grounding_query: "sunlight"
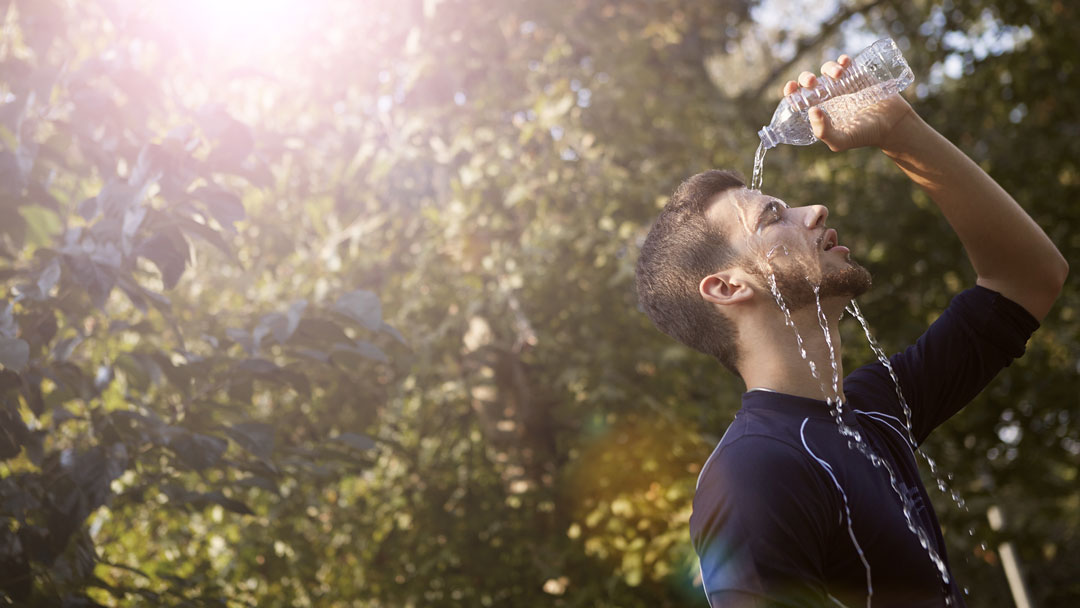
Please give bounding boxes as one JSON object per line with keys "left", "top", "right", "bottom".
{"left": 172, "top": 0, "right": 309, "bottom": 59}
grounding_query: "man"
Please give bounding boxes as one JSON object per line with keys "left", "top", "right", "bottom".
{"left": 635, "top": 54, "right": 1068, "bottom": 607}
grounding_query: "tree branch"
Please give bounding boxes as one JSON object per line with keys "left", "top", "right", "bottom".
{"left": 745, "top": 0, "right": 891, "bottom": 103}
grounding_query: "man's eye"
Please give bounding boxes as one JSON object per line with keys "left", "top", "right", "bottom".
{"left": 766, "top": 202, "right": 782, "bottom": 222}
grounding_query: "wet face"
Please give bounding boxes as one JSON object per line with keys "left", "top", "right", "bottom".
{"left": 709, "top": 188, "right": 871, "bottom": 310}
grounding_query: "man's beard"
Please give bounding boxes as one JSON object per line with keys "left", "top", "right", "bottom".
{"left": 758, "top": 257, "right": 872, "bottom": 311}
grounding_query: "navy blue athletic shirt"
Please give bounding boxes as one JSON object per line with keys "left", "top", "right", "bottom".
{"left": 689, "top": 286, "right": 1039, "bottom": 607}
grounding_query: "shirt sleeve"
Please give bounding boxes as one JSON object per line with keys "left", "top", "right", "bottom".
{"left": 690, "top": 435, "right": 839, "bottom": 608}
{"left": 852, "top": 286, "right": 1039, "bottom": 445}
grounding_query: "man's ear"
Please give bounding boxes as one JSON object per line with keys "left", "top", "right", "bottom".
{"left": 700, "top": 270, "right": 755, "bottom": 307}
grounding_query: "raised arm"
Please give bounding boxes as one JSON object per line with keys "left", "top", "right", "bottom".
{"left": 789, "top": 55, "right": 1069, "bottom": 321}
{"left": 875, "top": 114, "right": 1067, "bottom": 320}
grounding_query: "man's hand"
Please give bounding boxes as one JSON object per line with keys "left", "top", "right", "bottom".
{"left": 782, "top": 54, "right": 917, "bottom": 152}
{"left": 783, "top": 55, "right": 1067, "bottom": 320}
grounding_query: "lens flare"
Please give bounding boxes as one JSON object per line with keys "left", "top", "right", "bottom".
{"left": 165, "top": 0, "right": 311, "bottom": 65}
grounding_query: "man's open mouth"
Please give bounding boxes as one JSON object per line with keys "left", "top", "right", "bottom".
{"left": 822, "top": 229, "right": 838, "bottom": 251}
{"left": 818, "top": 229, "right": 851, "bottom": 256}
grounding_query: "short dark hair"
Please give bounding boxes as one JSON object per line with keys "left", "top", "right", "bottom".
{"left": 635, "top": 170, "right": 745, "bottom": 375}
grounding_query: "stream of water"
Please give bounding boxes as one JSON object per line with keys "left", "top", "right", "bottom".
{"left": 743, "top": 158, "right": 960, "bottom": 605}
{"left": 845, "top": 301, "right": 970, "bottom": 512}
{"left": 751, "top": 143, "right": 767, "bottom": 191}
{"left": 766, "top": 271, "right": 952, "bottom": 606}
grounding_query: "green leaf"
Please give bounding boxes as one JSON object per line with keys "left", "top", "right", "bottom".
{"left": 333, "top": 432, "right": 376, "bottom": 451}
{"left": 116, "top": 275, "right": 149, "bottom": 313}
{"left": 51, "top": 335, "right": 83, "bottom": 361}
{"left": 36, "top": 257, "right": 61, "bottom": 297}
{"left": 172, "top": 215, "right": 236, "bottom": 260}
{"left": 292, "top": 347, "right": 330, "bottom": 363}
{"left": 95, "top": 179, "right": 138, "bottom": 217}
{"left": 120, "top": 204, "right": 148, "bottom": 255}
{"left": 137, "top": 227, "right": 190, "bottom": 289}
{"left": 0, "top": 149, "right": 28, "bottom": 195}
{"left": 235, "top": 358, "right": 279, "bottom": 375}
{"left": 19, "top": 206, "right": 61, "bottom": 248}
{"left": 129, "top": 143, "right": 166, "bottom": 188}
{"left": 284, "top": 299, "right": 307, "bottom": 340}
{"left": 277, "top": 366, "right": 311, "bottom": 398}
{"left": 0, "top": 338, "right": 29, "bottom": 370}
{"left": 64, "top": 255, "right": 115, "bottom": 309}
{"left": 199, "top": 108, "right": 254, "bottom": 168}
{"left": 113, "top": 352, "right": 164, "bottom": 391}
{"left": 0, "top": 205, "right": 27, "bottom": 248}
{"left": 224, "top": 422, "right": 274, "bottom": 462}
{"left": 255, "top": 300, "right": 307, "bottom": 346}
{"left": 226, "top": 327, "right": 254, "bottom": 355}
{"left": 205, "top": 491, "right": 254, "bottom": 516}
{"left": 76, "top": 196, "right": 98, "bottom": 221}
{"left": 233, "top": 474, "right": 279, "bottom": 494}
{"left": 0, "top": 400, "right": 29, "bottom": 459}
{"left": 330, "top": 341, "right": 389, "bottom": 365}
{"left": 160, "top": 486, "right": 254, "bottom": 516}
{"left": 98, "top": 409, "right": 161, "bottom": 445}
{"left": 192, "top": 185, "right": 245, "bottom": 228}
{"left": 165, "top": 429, "right": 228, "bottom": 471}
{"left": 0, "top": 300, "right": 17, "bottom": 339}
{"left": 333, "top": 289, "right": 382, "bottom": 331}
{"left": 292, "top": 318, "right": 350, "bottom": 345}
{"left": 20, "top": 368, "right": 45, "bottom": 417}
{"left": 380, "top": 321, "right": 408, "bottom": 345}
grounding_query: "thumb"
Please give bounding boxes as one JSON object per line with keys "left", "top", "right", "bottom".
{"left": 808, "top": 107, "right": 833, "bottom": 142}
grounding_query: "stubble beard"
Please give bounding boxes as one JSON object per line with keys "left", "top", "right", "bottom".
{"left": 759, "top": 257, "right": 872, "bottom": 311}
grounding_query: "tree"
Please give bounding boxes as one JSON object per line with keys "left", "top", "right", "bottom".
{"left": 1, "top": 0, "right": 1077, "bottom": 605}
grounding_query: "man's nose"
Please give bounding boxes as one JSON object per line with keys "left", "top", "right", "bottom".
{"left": 803, "top": 205, "right": 828, "bottom": 229}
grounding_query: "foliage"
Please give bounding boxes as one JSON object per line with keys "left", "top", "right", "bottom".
{"left": 0, "top": 0, "right": 1077, "bottom": 606}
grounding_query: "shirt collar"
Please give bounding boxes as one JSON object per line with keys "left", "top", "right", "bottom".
{"left": 741, "top": 389, "right": 858, "bottom": 424}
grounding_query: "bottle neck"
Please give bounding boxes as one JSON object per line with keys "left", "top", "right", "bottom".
{"left": 758, "top": 126, "right": 779, "bottom": 150}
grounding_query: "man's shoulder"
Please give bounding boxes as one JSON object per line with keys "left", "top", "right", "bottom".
{"left": 696, "top": 424, "right": 819, "bottom": 494}
{"left": 690, "top": 421, "right": 840, "bottom": 547}
{"left": 845, "top": 361, "right": 902, "bottom": 408}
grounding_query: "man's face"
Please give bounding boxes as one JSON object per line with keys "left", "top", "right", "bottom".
{"left": 708, "top": 188, "right": 871, "bottom": 310}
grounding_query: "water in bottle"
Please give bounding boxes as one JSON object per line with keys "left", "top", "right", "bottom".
{"left": 751, "top": 38, "right": 914, "bottom": 190}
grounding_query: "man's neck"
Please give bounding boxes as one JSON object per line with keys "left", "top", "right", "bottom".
{"left": 738, "top": 303, "right": 847, "bottom": 402}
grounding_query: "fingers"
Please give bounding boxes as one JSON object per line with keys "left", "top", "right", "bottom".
{"left": 820, "top": 61, "right": 842, "bottom": 79}
{"left": 820, "top": 55, "right": 852, "bottom": 79}
{"left": 781, "top": 55, "right": 853, "bottom": 98}
{"left": 808, "top": 106, "right": 831, "bottom": 141}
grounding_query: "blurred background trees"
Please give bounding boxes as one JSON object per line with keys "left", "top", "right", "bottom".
{"left": 0, "top": 0, "right": 1076, "bottom": 605}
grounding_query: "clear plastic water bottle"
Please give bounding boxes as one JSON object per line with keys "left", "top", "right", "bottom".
{"left": 757, "top": 38, "right": 914, "bottom": 149}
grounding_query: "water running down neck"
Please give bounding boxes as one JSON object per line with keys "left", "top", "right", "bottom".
{"left": 805, "top": 282, "right": 953, "bottom": 604}
{"left": 738, "top": 166, "right": 955, "bottom": 604}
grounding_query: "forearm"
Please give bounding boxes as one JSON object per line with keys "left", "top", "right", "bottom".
{"left": 880, "top": 112, "right": 1068, "bottom": 320}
